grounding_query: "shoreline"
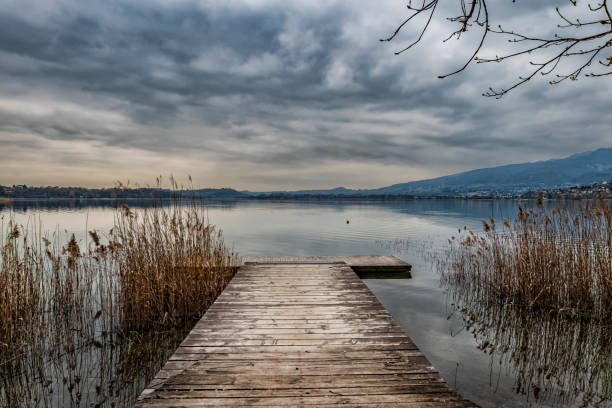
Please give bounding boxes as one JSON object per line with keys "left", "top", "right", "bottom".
{"left": 0, "top": 195, "right": 606, "bottom": 204}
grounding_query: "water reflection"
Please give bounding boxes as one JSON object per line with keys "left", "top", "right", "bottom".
{"left": 3, "top": 198, "right": 601, "bottom": 407}
{"left": 1, "top": 326, "right": 191, "bottom": 407}
{"left": 445, "top": 282, "right": 612, "bottom": 406}
{"left": 0, "top": 198, "right": 165, "bottom": 212}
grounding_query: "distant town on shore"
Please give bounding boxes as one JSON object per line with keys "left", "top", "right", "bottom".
{"left": 2, "top": 148, "right": 611, "bottom": 201}
{"left": 1, "top": 180, "right": 611, "bottom": 201}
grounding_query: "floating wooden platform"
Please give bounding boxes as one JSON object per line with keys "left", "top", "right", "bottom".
{"left": 135, "top": 258, "right": 475, "bottom": 407}
{"left": 243, "top": 255, "right": 412, "bottom": 279}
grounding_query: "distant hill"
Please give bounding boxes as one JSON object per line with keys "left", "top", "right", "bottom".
{"left": 0, "top": 185, "right": 248, "bottom": 200}
{"left": 192, "top": 188, "right": 249, "bottom": 199}
{"left": 257, "top": 187, "right": 357, "bottom": 196}
{"left": 0, "top": 185, "right": 173, "bottom": 199}
{"left": 253, "top": 148, "right": 612, "bottom": 197}
{"left": 371, "top": 148, "right": 612, "bottom": 195}
{"left": 3, "top": 149, "right": 611, "bottom": 200}
{"left": 369, "top": 148, "right": 612, "bottom": 196}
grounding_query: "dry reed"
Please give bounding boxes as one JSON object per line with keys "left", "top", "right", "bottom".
{"left": 0, "top": 197, "right": 238, "bottom": 367}
{"left": 111, "top": 201, "right": 237, "bottom": 331}
{"left": 441, "top": 198, "right": 612, "bottom": 319}
{"left": 447, "top": 282, "right": 611, "bottom": 405}
{"left": 0, "top": 221, "right": 43, "bottom": 358}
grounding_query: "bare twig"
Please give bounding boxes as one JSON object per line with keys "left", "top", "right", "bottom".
{"left": 383, "top": 0, "right": 612, "bottom": 97}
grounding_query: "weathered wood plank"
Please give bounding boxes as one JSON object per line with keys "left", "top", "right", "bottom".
{"left": 160, "top": 360, "right": 441, "bottom": 372}
{"left": 187, "top": 329, "right": 407, "bottom": 336}
{"left": 135, "top": 260, "right": 475, "bottom": 407}
{"left": 136, "top": 394, "right": 471, "bottom": 407}
{"left": 241, "top": 255, "right": 411, "bottom": 268}
{"left": 168, "top": 350, "right": 427, "bottom": 361}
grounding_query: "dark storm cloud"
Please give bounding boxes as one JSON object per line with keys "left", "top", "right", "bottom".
{"left": 0, "top": 2, "right": 458, "bottom": 112}
{"left": 0, "top": 0, "right": 609, "bottom": 188}
{"left": 250, "top": 133, "right": 429, "bottom": 167}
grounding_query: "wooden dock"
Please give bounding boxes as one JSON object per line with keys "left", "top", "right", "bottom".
{"left": 243, "top": 255, "right": 413, "bottom": 279}
{"left": 136, "top": 257, "right": 475, "bottom": 407}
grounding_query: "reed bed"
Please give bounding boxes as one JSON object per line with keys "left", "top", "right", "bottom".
{"left": 0, "top": 221, "right": 43, "bottom": 358}
{"left": 446, "top": 281, "right": 611, "bottom": 405}
{"left": 441, "top": 198, "right": 612, "bottom": 320}
{"left": 0, "top": 198, "right": 238, "bottom": 369}
{"left": 112, "top": 201, "right": 237, "bottom": 331}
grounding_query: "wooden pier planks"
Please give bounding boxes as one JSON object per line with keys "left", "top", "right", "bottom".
{"left": 242, "top": 255, "right": 411, "bottom": 271}
{"left": 135, "top": 261, "right": 476, "bottom": 407}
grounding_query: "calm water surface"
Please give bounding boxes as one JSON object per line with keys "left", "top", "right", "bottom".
{"left": 2, "top": 199, "right": 609, "bottom": 407}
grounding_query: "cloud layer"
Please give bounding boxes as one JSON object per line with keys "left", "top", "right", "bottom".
{"left": 0, "top": 0, "right": 609, "bottom": 189}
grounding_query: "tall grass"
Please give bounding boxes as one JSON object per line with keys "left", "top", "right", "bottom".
{"left": 0, "top": 221, "right": 43, "bottom": 358}
{"left": 112, "top": 202, "right": 237, "bottom": 331}
{"left": 446, "top": 278, "right": 611, "bottom": 405}
{"left": 442, "top": 199, "right": 612, "bottom": 319}
{"left": 0, "top": 198, "right": 238, "bottom": 367}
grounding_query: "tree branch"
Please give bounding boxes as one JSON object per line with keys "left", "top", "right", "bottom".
{"left": 382, "top": 0, "right": 612, "bottom": 97}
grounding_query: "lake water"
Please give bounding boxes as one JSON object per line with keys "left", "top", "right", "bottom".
{"left": 1, "top": 198, "right": 609, "bottom": 407}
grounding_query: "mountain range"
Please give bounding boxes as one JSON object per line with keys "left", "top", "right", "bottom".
{"left": 235, "top": 147, "right": 612, "bottom": 197}
{"left": 3, "top": 148, "right": 611, "bottom": 200}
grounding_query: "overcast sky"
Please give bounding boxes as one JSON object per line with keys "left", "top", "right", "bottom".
{"left": 0, "top": 0, "right": 609, "bottom": 190}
